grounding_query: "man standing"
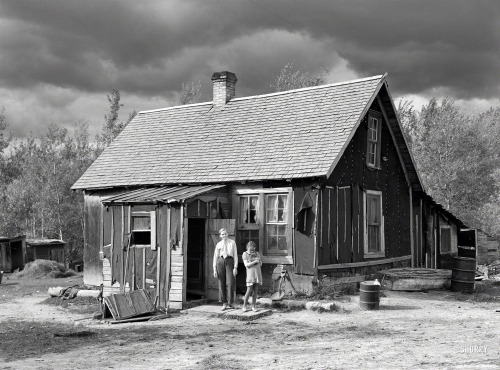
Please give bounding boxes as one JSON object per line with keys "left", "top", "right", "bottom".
{"left": 213, "top": 228, "right": 238, "bottom": 310}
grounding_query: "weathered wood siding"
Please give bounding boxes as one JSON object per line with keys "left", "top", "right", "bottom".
{"left": 83, "top": 192, "right": 104, "bottom": 286}
{"left": 321, "top": 104, "right": 411, "bottom": 265}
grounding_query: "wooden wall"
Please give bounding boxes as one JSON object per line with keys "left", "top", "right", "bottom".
{"left": 83, "top": 192, "right": 104, "bottom": 286}
{"left": 0, "top": 242, "right": 11, "bottom": 272}
{"left": 321, "top": 104, "right": 411, "bottom": 266}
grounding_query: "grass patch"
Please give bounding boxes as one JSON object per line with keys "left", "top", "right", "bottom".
{"left": 12, "top": 259, "right": 75, "bottom": 279}
{"left": 450, "top": 280, "right": 500, "bottom": 303}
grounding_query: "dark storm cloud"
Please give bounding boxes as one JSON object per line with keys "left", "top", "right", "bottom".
{"left": 0, "top": 0, "right": 498, "bottom": 99}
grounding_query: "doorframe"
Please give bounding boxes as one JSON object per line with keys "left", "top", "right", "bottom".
{"left": 186, "top": 217, "right": 206, "bottom": 297}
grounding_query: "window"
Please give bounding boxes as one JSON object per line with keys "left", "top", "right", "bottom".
{"left": 240, "top": 195, "right": 259, "bottom": 224}
{"left": 440, "top": 227, "right": 451, "bottom": 253}
{"left": 364, "top": 190, "right": 384, "bottom": 257}
{"left": 366, "top": 111, "right": 382, "bottom": 168}
{"left": 266, "top": 194, "right": 288, "bottom": 253}
{"left": 131, "top": 211, "right": 157, "bottom": 249}
{"left": 236, "top": 189, "right": 292, "bottom": 260}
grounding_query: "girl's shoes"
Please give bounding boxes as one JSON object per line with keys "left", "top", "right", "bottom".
{"left": 251, "top": 306, "right": 257, "bottom": 312}
{"left": 242, "top": 306, "right": 249, "bottom": 312}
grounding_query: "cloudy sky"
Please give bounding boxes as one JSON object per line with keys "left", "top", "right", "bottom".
{"left": 0, "top": 0, "right": 498, "bottom": 137}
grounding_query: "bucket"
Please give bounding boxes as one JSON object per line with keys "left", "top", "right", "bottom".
{"left": 451, "top": 257, "right": 476, "bottom": 293}
{"left": 360, "top": 281, "right": 380, "bottom": 310}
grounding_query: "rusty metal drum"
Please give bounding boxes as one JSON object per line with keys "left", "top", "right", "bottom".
{"left": 451, "top": 257, "right": 476, "bottom": 293}
{"left": 360, "top": 281, "right": 380, "bottom": 310}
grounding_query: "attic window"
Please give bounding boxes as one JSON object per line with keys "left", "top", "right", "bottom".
{"left": 366, "top": 111, "right": 382, "bottom": 168}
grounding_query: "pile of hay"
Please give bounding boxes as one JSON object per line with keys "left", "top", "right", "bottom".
{"left": 13, "top": 259, "right": 76, "bottom": 279}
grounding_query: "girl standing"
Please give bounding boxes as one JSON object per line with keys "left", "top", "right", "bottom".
{"left": 242, "top": 241, "right": 262, "bottom": 312}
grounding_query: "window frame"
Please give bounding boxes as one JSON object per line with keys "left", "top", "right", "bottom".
{"left": 440, "top": 225, "right": 452, "bottom": 253}
{"left": 234, "top": 188, "right": 293, "bottom": 263}
{"left": 366, "top": 111, "right": 382, "bottom": 169}
{"left": 264, "top": 193, "right": 290, "bottom": 256}
{"left": 363, "top": 190, "right": 385, "bottom": 258}
{"left": 130, "top": 211, "right": 157, "bottom": 250}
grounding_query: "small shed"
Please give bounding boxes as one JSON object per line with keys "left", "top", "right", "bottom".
{"left": 25, "top": 239, "right": 66, "bottom": 264}
{"left": 0, "top": 235, "right": 27, "bottom": 272}
{"left": 458, "top": 229, "right": 499, "bottom": 265}
{"left": 0, "top": 236, "right": 11, "bottom": 272}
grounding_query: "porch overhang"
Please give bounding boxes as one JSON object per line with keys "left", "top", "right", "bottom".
{"left": 102, "top": 184, "right": 226, "bottom": 205}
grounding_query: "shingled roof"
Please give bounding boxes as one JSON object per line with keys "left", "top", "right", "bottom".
{"left": 73, "top": 75, "right": 388, "bottom": 190}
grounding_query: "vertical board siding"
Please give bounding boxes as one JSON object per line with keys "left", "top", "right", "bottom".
{"left": 83, "top": 193, "right": 104, "bottom": 286}
{"left": 337, "top": 187, "right": 352, "bottom": 263}
{"left": 111, "top": 206, "right": 123, "bottom": 285}
{"left": 158, "top": 205, "right": 169, "bottom": 308}
{"left": 324, "top": 102, "right": 411, "bottom": 264}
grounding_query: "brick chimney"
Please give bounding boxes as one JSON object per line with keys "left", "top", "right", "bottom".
{"left": 211, "top": 71, "right": 237, "bottom": 107}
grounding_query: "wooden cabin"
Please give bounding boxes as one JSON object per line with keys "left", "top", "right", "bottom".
{"left": 72, "top": 72, "right": 467, "bottom": 309}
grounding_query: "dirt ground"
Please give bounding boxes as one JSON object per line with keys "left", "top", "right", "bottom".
{"left": 0, "top": 274, "right": 499, "bottom": 369}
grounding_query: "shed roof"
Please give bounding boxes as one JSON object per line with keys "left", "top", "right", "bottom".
{"left": 102, "top": 184, "right": 225, "bottom": 204}
{"left": 26, "top": 239, "right": 65, "bottom": 246}
{"left": 72, "top": 75, "right": 389, "bottom": 190}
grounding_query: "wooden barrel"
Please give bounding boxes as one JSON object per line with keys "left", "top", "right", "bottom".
{"left": 451, "top": 257, "right": 476, "bottom": 293}
{"left": 360, "top": 281, "right": 380, "bottom": 310}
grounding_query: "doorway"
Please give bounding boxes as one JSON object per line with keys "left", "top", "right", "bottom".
{"left": 10, "top": 241, "right": 24, "bottom": 270}
{"left": 187, "top": 218, "right": 206, "bottom": 299}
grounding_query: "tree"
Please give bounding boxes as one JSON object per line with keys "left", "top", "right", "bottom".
{"left": 271, "top": 61, "right": 325, "bottom": 92}
{"left": 179, "top": 80, "right": 202, "bottom": 105}
{"left": 0, "top": 107, "right": 10, "bottom": 155}
{"left": 398, "top": 99, "right": 500, "bottom": 237}
{"left": 98, "top": 89, "right": 136, "bottom": 148}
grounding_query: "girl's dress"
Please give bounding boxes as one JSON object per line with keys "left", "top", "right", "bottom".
{"left": 242, "top": 251, "right": 263, "bottom": 286}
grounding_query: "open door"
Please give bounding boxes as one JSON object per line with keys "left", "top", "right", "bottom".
{"left": 187, "top": 218, "right": 206, "bottom": 298}
{"left": 206, "top": 219, "right": 235, "bottom": 300}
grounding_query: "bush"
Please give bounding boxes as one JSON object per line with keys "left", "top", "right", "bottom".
{"left": 13, "top": 259, "right": 76, "bottom": 279}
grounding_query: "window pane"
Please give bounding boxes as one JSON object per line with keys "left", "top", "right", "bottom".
{"left": 266, "top": 209, "right": 276, "bottom": 222}
{"left": 368, "top": 225, "right": 380, "bottom": 252}
{"left": 268, "top": 235, "right": 278, "bottom": 250}
{"left": 278, "top": 236, "right": 287, "bottom": 250}
{"left": 278, "top": 224, "right": 287, "bottom": 236}
{"left": 249, "top": 196, "right": 259, "bottom": 223}
{"left": 278, "top": 195, "right": 286, "bottom": 208}
{"left": 241, "top": 230, "right": 260, "bottom": 252}
{"left": 367, "top": 195, "right": 380, "bottom": 224}
{"left": 267, "top": 224, "right": 277, "bottom": 236}
{"left": 133, "top": 216, "right": 150, "bottom": 231}
{"left": 240, "top": 197, "right": 249, "bottom": 223}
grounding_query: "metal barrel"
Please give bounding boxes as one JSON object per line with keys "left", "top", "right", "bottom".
{"left": 451, "top": 257, "right": 476, "bottom": 293}
{"left": 359, "top": 281, "right": 380, "bottom": 310}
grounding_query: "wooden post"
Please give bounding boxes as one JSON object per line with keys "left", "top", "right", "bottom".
{"left": 165, "top": 206, "right": 171, "bottom": 308}
{"left": 409, "top": 186, "right": 414, "bottom": 267}
{"left": 156, "top": 207, "right": 161, "bottom": 303}
{"left": 180, "top": 205, "right": 187, "bottom": 305}
{"left": 313, "top": 189, "right": 319, "bottom": 269}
